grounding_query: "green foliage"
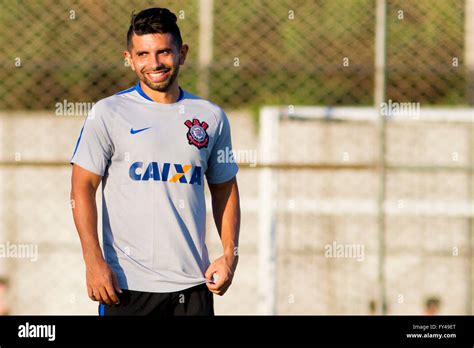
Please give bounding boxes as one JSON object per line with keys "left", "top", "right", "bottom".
{"left": 0, "top": 0, "right": 467, "bottom": 110}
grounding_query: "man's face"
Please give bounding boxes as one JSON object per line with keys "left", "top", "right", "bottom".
{"left": 125, "top": 33, "right": 188, "bottom": 92}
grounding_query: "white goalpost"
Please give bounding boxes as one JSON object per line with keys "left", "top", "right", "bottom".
{"left": 257, "top": 105, "right": 474, "bottom": 315}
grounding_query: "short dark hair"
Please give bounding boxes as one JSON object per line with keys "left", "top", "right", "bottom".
{"left": 425, "top": 297, "right": 440, "bottom": 308}
{"left": 127, "top": 8, "right": 182, "bottom": 50}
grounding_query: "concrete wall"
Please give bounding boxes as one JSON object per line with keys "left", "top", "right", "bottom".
{"left": 0, "top": 110, "right": 472, "bottom": 315}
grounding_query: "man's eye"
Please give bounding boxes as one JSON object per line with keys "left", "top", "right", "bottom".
{"left": 161, "top": 51, "right": 170, "bottom": 55}
{"left": 138, "top": 53, "right": 147, "bottom": 57}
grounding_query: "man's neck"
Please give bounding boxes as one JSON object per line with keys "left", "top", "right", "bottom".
{"left": 140, "top": 81, "right": 180, "bottom": 104}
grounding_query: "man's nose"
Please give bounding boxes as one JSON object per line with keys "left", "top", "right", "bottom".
{"left": 149, "top": 54, "right": 164, "bottom": 70}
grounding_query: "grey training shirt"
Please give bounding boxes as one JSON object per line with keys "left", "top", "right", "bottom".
{"left": 71, "top": 82, "right": 238, "bottom": 292}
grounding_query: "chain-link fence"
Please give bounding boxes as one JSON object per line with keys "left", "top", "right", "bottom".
{"left": 258, "top": 107, "right": 473, "bottom": 314}
{"left": 0, "top": 0, "right": 469, "bottom": 110}
{"left": 0, "top": 0, "right": 473, "bottom": 315}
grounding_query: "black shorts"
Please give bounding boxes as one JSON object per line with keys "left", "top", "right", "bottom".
{"left": 98, "top": 283, "right": 214, "bottom": 316}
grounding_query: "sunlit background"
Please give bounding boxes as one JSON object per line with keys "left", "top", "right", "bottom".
{"left": 0, "top": 0, "right": 472, "bottom": 315}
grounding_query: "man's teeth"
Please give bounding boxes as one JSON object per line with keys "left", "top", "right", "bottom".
{"left": 149, "top": 71, "right": 168, "bottom": 77}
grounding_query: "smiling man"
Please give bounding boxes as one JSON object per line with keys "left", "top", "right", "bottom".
{"left": 70, "top": 8, "right": 240, "bottom": 316}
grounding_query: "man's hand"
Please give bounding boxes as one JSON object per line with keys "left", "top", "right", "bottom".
{"left": 205, "top": 253, "right": 238, "bottom": 296}
{"left": 85, "top": 258, "right": 122, "bottom": 305}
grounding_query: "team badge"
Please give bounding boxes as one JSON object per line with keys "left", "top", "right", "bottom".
{"left": 184, "top": 118, "right": 209, "bottom": 149}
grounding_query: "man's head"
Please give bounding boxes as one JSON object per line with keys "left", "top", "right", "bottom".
{"left": 0, "top": 277, "right": 8, "bottom": 315}
{"left": 124, "top": 8, "right": 188, "bottom": 93}
{"left": 424, "top": 297, "right": 441, "bottom": 315}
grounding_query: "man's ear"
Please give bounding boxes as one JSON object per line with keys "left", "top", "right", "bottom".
{"left": 123, "top": 50, "right": 135, "bottom": 71}
{"left": 179, "top": 44, "right": 189, "bottom": 65}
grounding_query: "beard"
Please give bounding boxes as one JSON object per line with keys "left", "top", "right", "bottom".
{"left": 141, "top": 64, "right": 180, "bottom": 92}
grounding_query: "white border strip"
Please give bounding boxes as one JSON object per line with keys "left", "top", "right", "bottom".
{"left": 207, "top": 198, "right": 474, "bottom": 218}
{"left": 270, "top": 106, "right": 474, "bottom": 123}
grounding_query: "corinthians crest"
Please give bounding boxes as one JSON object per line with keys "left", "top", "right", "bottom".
{"left": 184, "top": 118, "right": 209, "bottom": 149}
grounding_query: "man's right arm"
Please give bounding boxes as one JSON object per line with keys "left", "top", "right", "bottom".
{"left": 70, "top": 164, "right": 121, "bottom": 305}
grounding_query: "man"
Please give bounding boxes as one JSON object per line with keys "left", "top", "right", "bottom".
{"left": 0, "top": 277, "right": 9, "bottom": 315}
{"left": 424, "top": 297, "right": 441, "bottom": 315}
{"left": 70, "top": 7, "right": 240, "bottom": 316}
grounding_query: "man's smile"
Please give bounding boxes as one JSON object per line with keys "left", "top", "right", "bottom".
{"left": 145, "top": 69, "right": 171, "bottom": 83}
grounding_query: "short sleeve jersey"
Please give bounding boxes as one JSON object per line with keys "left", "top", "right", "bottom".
{"left": 71, "top": 82, "right": 238, "bottom": 292}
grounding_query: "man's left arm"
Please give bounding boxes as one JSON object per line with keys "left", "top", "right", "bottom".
{"left": 205, "top": 176, "right": 240, "bottom": 296}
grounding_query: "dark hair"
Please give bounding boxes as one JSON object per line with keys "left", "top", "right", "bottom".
{"left": 425, "top": 297, "right": 440, "bottom": 308}
{"left": 127, "top": 8, "right": 182, "bottom": 50}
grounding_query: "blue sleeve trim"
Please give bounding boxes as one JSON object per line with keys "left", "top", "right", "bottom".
{"left": 70, "top": 124, "right": 85, "bottom": 162}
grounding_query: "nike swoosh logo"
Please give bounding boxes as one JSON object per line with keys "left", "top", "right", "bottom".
{"left": 130, "top": 127, "right": 151, "bottom": 135}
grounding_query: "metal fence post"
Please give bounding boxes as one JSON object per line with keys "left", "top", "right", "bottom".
{"left": 198, "top": 0, "right": 214, "bottom": 99}
{"left": 464, "top": 0, "right": 474, "bottom": 315}
{"left": 374, "top": 0, "right": 388, "bottom": 315}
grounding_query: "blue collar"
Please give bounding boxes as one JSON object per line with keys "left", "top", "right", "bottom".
{"left": 135, "top": 82, "right": 184, "bottom": 103}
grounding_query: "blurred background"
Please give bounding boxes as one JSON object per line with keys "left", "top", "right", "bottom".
{"left": 0, "top": 0, "right": 472, "bottom": 315}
